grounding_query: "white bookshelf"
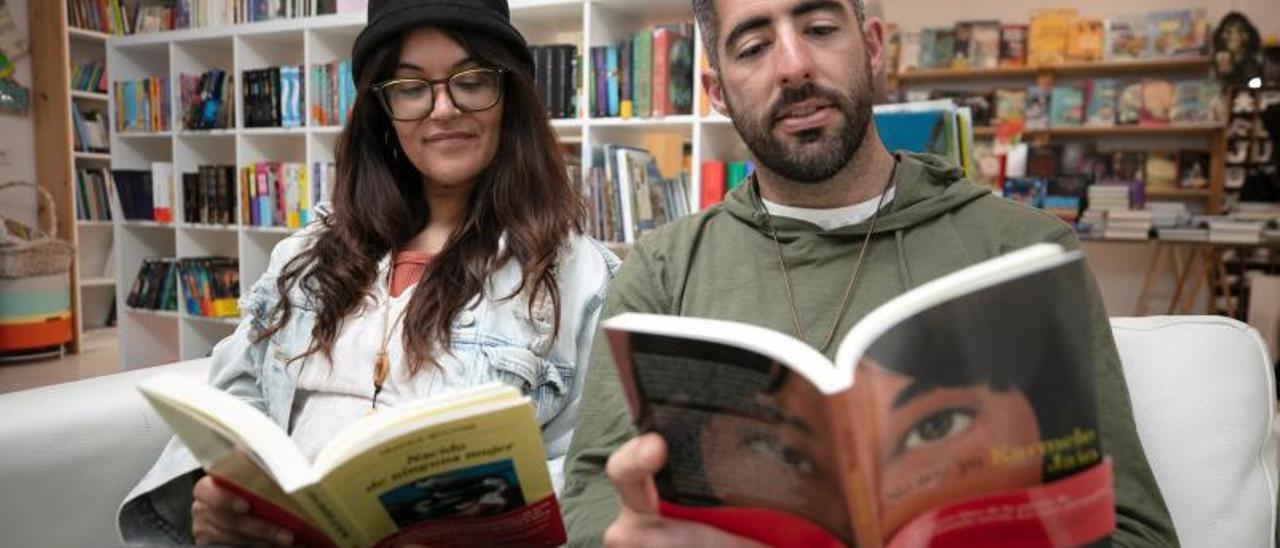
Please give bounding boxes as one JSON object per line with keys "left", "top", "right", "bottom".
{"left": 105, "top": 0, "right": 751, "bottom": 369}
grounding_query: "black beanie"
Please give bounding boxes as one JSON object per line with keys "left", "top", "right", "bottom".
{"left": 351, "top": 0, "right": 535, "bottom": 83}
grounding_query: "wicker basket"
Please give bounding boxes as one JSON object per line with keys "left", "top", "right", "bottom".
{"left": 0, "top": 182, "right": 75, "bottom": 279}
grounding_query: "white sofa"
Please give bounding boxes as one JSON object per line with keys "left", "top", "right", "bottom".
{"left": 0, "top": 317, "right": 1274, "bottom": 547}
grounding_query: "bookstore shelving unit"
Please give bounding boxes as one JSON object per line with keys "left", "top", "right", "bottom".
{"left": 890, "top": 56, "right": 1228, "bottom": 214}
{"left": 30, "top": 1, "right": 121, "bottom": 354}
{"left": 103, "top": 0, "right": 743, "bottom": 369}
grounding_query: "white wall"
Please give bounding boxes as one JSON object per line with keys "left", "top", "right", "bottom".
{"left": 883, "top": 0, "right": 1280, "bottom": 40}
{"left": 0, "top": 0, "right": 36, "bottom": 228}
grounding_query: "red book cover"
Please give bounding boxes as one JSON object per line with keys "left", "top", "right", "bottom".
{"left": 652, "top": 27, "right": 672, "bottom": 117}
{"left": 700, "top": 160, "right": 726, "bottom": 209}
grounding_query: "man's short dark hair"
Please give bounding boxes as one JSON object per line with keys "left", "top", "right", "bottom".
{"left": 692, "top": 0, "right": 866, "bottom": 69}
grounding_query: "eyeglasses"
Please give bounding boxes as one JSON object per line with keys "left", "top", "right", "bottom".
{"left": 371, "top": 67, "right": 506, "bottom": 121}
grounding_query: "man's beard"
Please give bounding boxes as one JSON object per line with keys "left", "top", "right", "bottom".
{"left": 724, "top": 67, "right": 874, "bottom": 184}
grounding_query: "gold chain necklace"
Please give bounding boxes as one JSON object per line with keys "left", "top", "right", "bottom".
{"left": 760, "top": 160, "right": 897, "bottom": 353}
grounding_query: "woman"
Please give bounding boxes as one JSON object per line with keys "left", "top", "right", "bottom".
{"left": 117, "top": 1, "right": 618, "bottom": 545}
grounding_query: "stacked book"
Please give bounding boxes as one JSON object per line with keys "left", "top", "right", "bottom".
{"left": 180, "top": 69, "right": 235, "bottom": 130}
{"left": 71, "top": 106, "right": 110, "bottom": 152}
{"left": 1147, "top": 202, "right": 1190, "bottom": 229}
{"left": 1104, "top": 210, "right": 1153, "bottom": 240}
{"left": 112, "top": 162, "right": 175, "bottom": 222}
{"left": 1087, "top": 182, "right": 1134, "bottom": 211}
{"left": 243, "top": 66, "right": 304, "bottom": 128}
{"left": 114, "top": 77, "right": 172, "bottom": 134}
{"left": 127, "top": 258, "right": 179, "bottom": 312}
{"left": 1209, "top": 220, "right": 1266, "bottom": 245}
{"left": 1077, "top": 208, "right": 1107, "bottom": 237}
{"left": 583, "top": 144, "right": 691, "bottom": 244}
{"left": 182, "top": 165, "right": 238, "bottom": 225}
{"left": 176, "top": 257, "right": 239, "bottom": 318}
{"left": 531, "top": 44, "right": 579, "bottom": 120}
{"left": 75, "top": 168, "right": 114, "bottom": 222}
{"left": 239, "top": 162, "right": 313, "bottom": 228}
{"left": 71, "top": 60, "right": 107, "bottom": 93}
{"left": 309, "top": 60, "right": 356, "bottom": 127}
{"left": 589, "top": 23, "right": 695, "bottom": 119}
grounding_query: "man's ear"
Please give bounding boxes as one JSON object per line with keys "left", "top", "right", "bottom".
{"left": 863, "top": 15, "right": 886, "bottom": 83}
{"left": 702, "top": 67, "right": 729, "bottom": 117}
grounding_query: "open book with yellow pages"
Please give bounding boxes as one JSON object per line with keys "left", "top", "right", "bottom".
{"left": 603, "top": 243, "right": 1114, "bottom": 547}
{"left": 136, "top": 379, "right": 565, "bottom": 548}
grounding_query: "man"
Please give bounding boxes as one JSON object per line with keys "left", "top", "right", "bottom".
{"left": 561, "top": 0, "right": 1178, "bottom": 545}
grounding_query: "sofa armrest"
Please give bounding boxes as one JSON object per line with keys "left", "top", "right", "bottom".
{"left": 0, "top": 359, "right": 209, "bottom": 547}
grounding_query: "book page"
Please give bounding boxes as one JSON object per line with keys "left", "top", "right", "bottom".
{"left": 850, "top": 257, "right": 1114, "bottom": 545}
{"left": 607, "top": 329, "right": 857, "bottom": 545}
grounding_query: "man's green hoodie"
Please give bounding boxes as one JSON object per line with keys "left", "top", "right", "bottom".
{"left": 561, "top": 152, "right": 1178, "bottom": 546}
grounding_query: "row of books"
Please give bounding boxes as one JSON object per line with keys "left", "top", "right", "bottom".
{"left": 71, "top": 106, "right": 109, "bottom": 152}
{"left": 97, "top": 160, "right": 334, "bottom": 226}
{"left": 70, "top": 60, "right": 107, "bottom": 93}
{"left": 75, "top": 168, "right": 114, "bottom": 222}
{"left": 183, "top": 165, "right": 239, "bottom": 226}
{"left": 698, "top": 160, "right": 755, "bottom": 210}
{"left": 67, "top": 0, "right": 135, "bottom": 35}
{"left": 180, "top": 69, "right": 235, "bottom": 130}
{"left": 244, "top": 66, "right": 305, "bottom": 128}
{"left": 129, "top": 0, "right": 341, "bottom": 33}
{"left": 177, "top": 257, "right": 240, "bottom": 318}
{"left": 112, "top": 163, "right": 173, "bottom": 222}
{"left": 1023, "top": 144, "right": 1212, "bottom": 191}
{"left": 240, "top": 161, "right": 318, "bottom": 228}
{"left": 589, "top": 23, "right": 695, "bottom": 119}
{"left": 920, "top": 78, "right": 1220, "bottom": 129}
{"left": 582, "top": 144, "right": 692, "bottom": 244}
{"left": 531, "top": 45, "right": 579, "bottom": 120}
{"left": 309, "top": 60, "right": 356, "bottom": 127}
{"left": 893, "top": 8, "right": 1209, "bottom": 73}
{"left": 114, "top": 77, "right": 171, "bottom": 134}
{"left": 126, "top": 258, "right": 179, "bottom": 312}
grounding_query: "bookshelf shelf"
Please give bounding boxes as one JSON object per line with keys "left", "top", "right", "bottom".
{"left": 894, "top": 65, "right": 1038, "bottom": 83}
{"left": 77, "top": 220, "right": 114, "bottom": 228}
{"left": 185, "top": 314, "right": 241, "bottom": 326}
{"left": 117, "top": 131, "right": 174, "bottom": 139}
{"left": 1051, "top": 56, "right": 1211, "bottom": 77}
{"left": 893, "top": 56, "right": 1212, "bottom": 83}
{"left": 590, "top": 115, "right": 696, "bottom": 129}
{"left": 119, "top": 220, "right": 175, "bottom": 229}
{"left": 177, "top": 129, "right": 237, "bottom": 137}
{"left": 972, "top": 124, "right": 1224, "bottom": 139}
{"left": 180, "top": 223, "right": 240, "bottom": 232}
{"left": 242, "top": 127, "right": 308, "bottom": 136}
{"left": 74, "top": 151, "right": 112, "bottom": 161}
{"left": 242, "top": 226, "right": 299, "bottom": 235}
{"left": 127, "top": 307, "right": 182, "bottom": 320}
{"left": 310, "top": 125, "right": 343, "bottom": 135}
{"left": 1146, "top": 188, "right": 1213, "bottom": 199}
{"left": 1044, "top": 124, "right": 1224, "bottom": 138}
{"left": 71, "top": 90, "right": 109, "bottom": 102}
{"left": 68, "top": 26, "right": 112, "bottom": 42}
{"left": 80, "top": 277, "right": 116, "bottom": 287}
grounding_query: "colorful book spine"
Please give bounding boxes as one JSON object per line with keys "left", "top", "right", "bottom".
{"left": 633, "top": 30, "right": 653, "bottom": 119}
{"left": 652, "top": 27, "right": 672, "bottom": 117}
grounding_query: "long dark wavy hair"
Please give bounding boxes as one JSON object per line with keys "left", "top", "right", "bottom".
{"left": 257, "top": 26, "right": 582, "bottom": 372}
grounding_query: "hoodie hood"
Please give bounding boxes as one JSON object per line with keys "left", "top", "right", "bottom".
{"left": 722, "top": 152, "right": 991, "bottom": 242}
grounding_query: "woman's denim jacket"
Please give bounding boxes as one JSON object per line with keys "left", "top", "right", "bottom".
{"left": 116, "top": 224, "right": 620, "bottom": 544}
